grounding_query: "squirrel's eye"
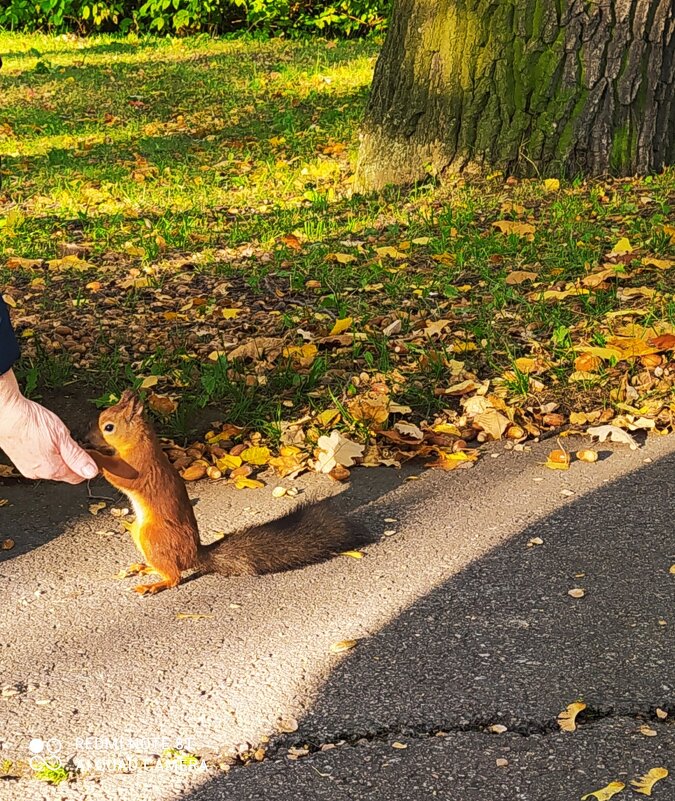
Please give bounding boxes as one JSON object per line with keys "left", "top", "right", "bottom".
{"left": 103, "top": 423, "right": 115, "bottom": 433}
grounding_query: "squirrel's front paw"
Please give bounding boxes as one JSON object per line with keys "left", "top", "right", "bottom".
{"left": 116, "top": 563, "right": 153, "bottom": 579}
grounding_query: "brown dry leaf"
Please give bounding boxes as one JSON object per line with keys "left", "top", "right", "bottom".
{"left": 580, "top": 781, "right": 626, "bottom": 800}
{"left": 557, "top": 701, "right": 586, "bottom": 732}
{"left": 1, "top": 538, "right": 15, "bottom": 550}
{"left": 228, "top": 337, "right": 283, "bottom": 361}
{"left": 568, "top": 588, "right": 585, "bottom": 599}
{"left": 330, "top": 639, "right": 358, "bottom": 653}
{"left": 347, "top": 393, "right": 389, "bottom": 427}
{"left": 631, "top": 768, "right": 668, "bottom": 796}
{"left": 473, "top": 409, "right": 510, "bottom": 440}
{"left": 649, "top": 333, "right": 675, "bottom": 351}
{"left": 492, "top": 220, "right": 536, "bottom": 240}
{"left": 280, "top": 233, "right": 302, "bottom": 251}
{"left": 639, "top": 725, "right": 658, "bottom": 737}
{"left": 88, "top": 502, "right": 106, "bottom": 516}
{"left": 423, "top": 318, "right": 452, "bottom": 338}
{"left": 505, "top": 270, "right": 538, "bottom": 285}
{"left": 240, "top": 446, "right": 271, "bottom": 466}
{"left": 181, "top": 464, "right": 207, "bottom": 481}
{"left": 536, "top": 287, "right": 590, "bottom": 301}
{"left": 575, "top": 353, "right": 602, "bottom": 372}
{"left": 147, "top": 393, "right": 177, "bottom": 416}
{"left": 232, "top": 476, "right": 265, "bottom": 490}
{"left": 329, "top": 317, "right": 353, "bottom": 335}
{"left": 6, "top": 256, "right": 42, "bottom": 269}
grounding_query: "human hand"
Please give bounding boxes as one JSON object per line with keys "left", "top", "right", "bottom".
{"left": 0, "top": 370, "right": 98, "bottom": 484}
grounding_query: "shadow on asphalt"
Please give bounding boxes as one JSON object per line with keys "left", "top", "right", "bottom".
{"left": 180, "top": 450, "right": 675, "bottom": 800}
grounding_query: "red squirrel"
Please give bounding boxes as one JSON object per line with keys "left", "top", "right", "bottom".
{"left": 88, "top": 390, "right": 361, "bottom": 595}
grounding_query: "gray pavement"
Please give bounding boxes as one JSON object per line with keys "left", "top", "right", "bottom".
{"left": 0, "top": 435, "right": 673, "bottom": 800}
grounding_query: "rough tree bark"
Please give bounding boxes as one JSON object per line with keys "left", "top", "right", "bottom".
{"left": 355, "top": 0, "right": 675, "bottom": 190}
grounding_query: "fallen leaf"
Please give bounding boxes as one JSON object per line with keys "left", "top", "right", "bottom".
{"left": 631, "top": 768, "right": 668, "bottom": 796}
{"left": 568, "top": 588, "right": 585, "bottom": 599}
{"left": 313, "top": 431, "right": 365, "bottom": 474}
{"left": 492, "top": 220, "right": 536, "bottom": 240}
{"left": 232, "top": 476, "right": 265, "bottom": 490}
{"left": 147, "top": 393, "right": 177, "bottom": 416}
{"left": 329, "top": 317, "right": 353, "bottom": 336}
{"left": 139, "top": 375, "right": 159, "bottom": 389}
{"left": 1, "top": 538, "right": 15, "bottom": 550}
{"left": 587, "top": 425, "right": 639, "bottom": 449}
{"left": 641, "top": 256, "right": 675, "bottom": 270}
{"left": 639, "top": 725, "right": 657, "bottom": 737}
{"left": 330, "top": 639, "right": 357, "bottom": 653}
{"left": 473, "top": 409, "right": 510, "bottom": 440}
{"left": 277, "top": 717, "right": 299, "bottom": 733}
{"left": 240, "top": 446, "right": 271, "bottom": 466}
{"left": 341, "top": 550, "right": 364, "bottom": 559}
{"left": 576, "top": 449, "right": 598, "bottom": 463}
{"left": 580, "top": 781, "right": 626, "bottom": 800}
{"left": 608, "top": 237, "right": 633, "bottom": 256}
{"left": 557, "top": 701, "right": 586, "bottom": 731}
{"left": 543, "top": 178, "right": 560, "bottom": 192}
{"left": 394, "top": 421, "right": 424, "bottom": 440}
{"left": 88, "top": 502, "right": 106, "bottom": 516}
{"left": 505, "top": 270, "right": 538, "bottom": 285}
{"left": 221, "top": 308, "right": 241, "bottom": 319}
{"left": 215, "top": 454, "right": 243, "bottom": 471}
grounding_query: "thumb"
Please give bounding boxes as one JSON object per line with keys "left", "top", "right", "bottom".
{"left": 59, "top": 434, "right": 99, "bottom": 480}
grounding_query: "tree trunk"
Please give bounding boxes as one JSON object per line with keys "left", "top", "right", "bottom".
{"left": 355, "top": 0, "right": 675, "bottom": 190}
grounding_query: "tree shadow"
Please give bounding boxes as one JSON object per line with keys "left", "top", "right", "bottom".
{"left": 173, "top": 448, "right": 675, "bottom": 799}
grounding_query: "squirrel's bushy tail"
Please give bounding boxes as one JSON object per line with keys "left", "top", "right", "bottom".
{"left": 198, "top": 502, "right": 363, "bottom": 576}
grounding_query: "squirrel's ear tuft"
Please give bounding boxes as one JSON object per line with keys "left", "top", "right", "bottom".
{"left": 117, "top": 389, "right": 144, "bottom": 420}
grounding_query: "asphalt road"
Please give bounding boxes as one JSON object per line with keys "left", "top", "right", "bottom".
{"left": 0, "top": 434, "right": 673, "bottom": 801}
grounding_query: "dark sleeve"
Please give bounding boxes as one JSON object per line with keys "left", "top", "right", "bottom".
{"left": 0, "top": 296, "right": 20, "bottom": 375}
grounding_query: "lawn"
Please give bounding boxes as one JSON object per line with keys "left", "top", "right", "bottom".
{"left": 1, "top": 32, "right": 674, "bottom": 479}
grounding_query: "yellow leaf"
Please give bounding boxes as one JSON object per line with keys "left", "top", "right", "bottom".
{"left": 514, "top": 357, "right": 538, "bottom": 374}
{"left": 543, "top": 178, "right": 560, "bottom": 192}
{"left": 412, "top": 236, "right": 430, "bottom": 245}
{"left": 282, "top": 343, "right": 318, "bottom": 366}
{"left": 609, "top": 237, "right": 632, "bottom": 256}
{"left": 580, "top": 781, "right": 626, "bottom": 800}
{"left": 139, "top": 375, "right": 159, "bottom": 389}
{"left": 316, "top": 408, "right": 341, "bottom": 427}
{"left": 631, "top": 768, "right": 668, "bottom": 796}
{"left": 492, "top": 220, "right": 536, "bottom": 240}
{"left": 557, "top": 701, "right": 586, "bottom": 732}
{"left": 222, "top": 308, "right": 241, "bottom": 319}
{"left": 641, "top": 256, "right": 675, "bottom": 270}
{"left": 2, "top": 294, "right": 16, "bottom": 308}
{"left": 232, "top": 476, "right": 265, "bottom": 490}
{"left": 340, "top": 550, "right": 364, "bottom": 559}
{"left": 330, "top": 317, "right": 353, "bottom": 336}
{"left": 432, "top": 422, "right": 462, "bottom": 436}
{"left": 375, "top": 245, "right": 407, "bottom": 259}
{"left": 330, "top": 639, "right": 358, "bottom": 653}
{"left": 574, "top": 345, "right": 624, "bottom": 361}
{"left": 239, "top": 446, "right": 271, "bottom": 465}
{"left": 215, "top": 454, "right": 242, "bottom": 471}
{"left": 328, "top": 253, "right": 357, "bottom": 264}
{"left": 5, "top": 256, "right": 42, "bottom": 269}
{"left": 536, "top": 287, "right": 590, "bottom": 301}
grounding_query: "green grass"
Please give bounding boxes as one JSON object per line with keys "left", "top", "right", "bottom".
{"left": 1, "top": 32, "right": 674, "bottom": 444}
